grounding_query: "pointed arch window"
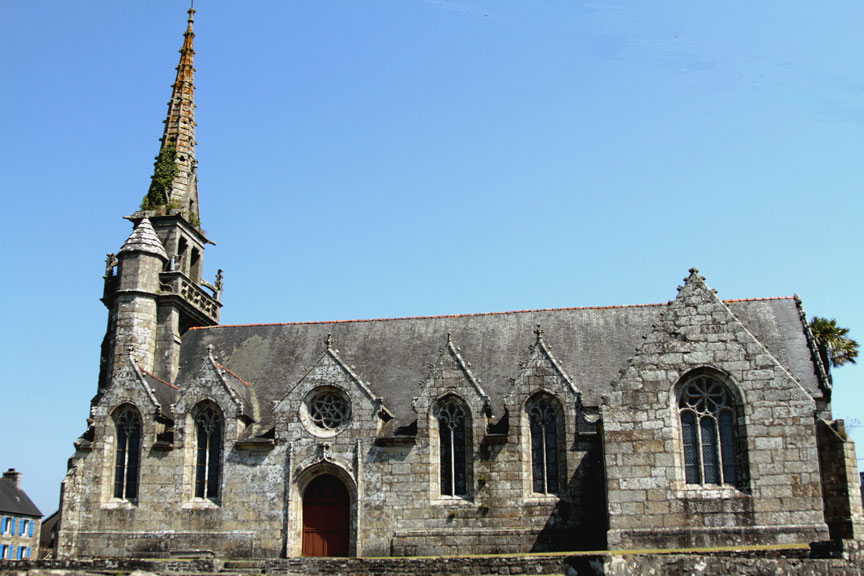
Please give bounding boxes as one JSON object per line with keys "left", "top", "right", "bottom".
{"left": 194, "top": 404, "right": 223, "bottom": 501}
{"left": 678, "top": 374, "right": 738, "bottom": 485}
{"left": 113, "top": 405, "right": 142, "bottom": 500}
{"left": 438, "top": 400, "right": 469, "bottom": 497}
{"left": 528, "top": 396, "right": 560, "bottom": 494}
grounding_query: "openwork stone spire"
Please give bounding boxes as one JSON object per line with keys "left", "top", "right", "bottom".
{"left": 143, "top": 6, "right": 200, "bottom": 226}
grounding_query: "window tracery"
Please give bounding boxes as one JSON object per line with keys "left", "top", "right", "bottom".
{"left": 528, "top": 396, "right": 559, "bottom": 494}
{"left": 437, "top": 400, "right": 468, "bottom": 497}
{"left": 194, "top": 405, "right": 223, "bottom": 500}
{"left": 308, "top": 390, "right": 350, "bottom": 431}
{"left": 678, "top": 374, "right": 737, "bottom": 485}
{"left": 113, "top": 406, "right": 142, "bottom": 500}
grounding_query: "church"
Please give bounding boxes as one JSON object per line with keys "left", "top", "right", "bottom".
{"left": 56, "top": 7, "right": 864, "bottom": 559}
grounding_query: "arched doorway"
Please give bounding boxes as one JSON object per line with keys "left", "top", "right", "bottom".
{"left": 302, "top": 474, "right": 349, "bottom": 557}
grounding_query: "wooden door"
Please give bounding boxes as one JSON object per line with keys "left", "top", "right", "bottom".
{"left": 302, "top": 474, "right": 349, "bottom": 557}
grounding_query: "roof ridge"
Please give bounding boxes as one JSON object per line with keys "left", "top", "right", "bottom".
{"left": 215, "top": 361, "right": 252, "bottom": 387}
{"left": 724, "top": 296, "right": 794, "bottom": 303}
{"left": 189, "top": 302, "right": 668, "bottom": 331}
{"left": 189, "top": 297, "right": 794, "bottom": 332}
{"left": 140, "top": 367, "right": 179, "bottom": 390}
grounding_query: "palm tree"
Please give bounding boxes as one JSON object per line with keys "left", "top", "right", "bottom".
{"left": 809, "top": 317, "right": 859, "bottom": 375}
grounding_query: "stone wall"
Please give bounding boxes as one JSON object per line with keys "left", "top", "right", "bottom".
{"left": 59, "top": 268, "right": 855, "bottom": 559}
{"left": 602, "top": 270, "right": 829, "bottom": 549}
{"left": 8, "top": 545, "right": 864, "bottom": 575}
{"left": 59, "top": 336, "right": 605, "bottom": 559}
{"left": 817, "top": 419, "right": 864, "bottom": 539}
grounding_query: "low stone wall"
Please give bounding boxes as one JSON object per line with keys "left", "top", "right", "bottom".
{"left": 391, "top": 526, "right": 576, "bottom": 556}
{"left": 3, "top": 543, "right": 864, "bottom": 576}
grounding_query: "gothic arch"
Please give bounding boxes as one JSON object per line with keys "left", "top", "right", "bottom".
{"left": 286, "top": 462, "right": 359, "bottom": 558}
{"left": 521, "top": 392, "right": 566, "bottom": 496}
{"left": 430, "top": 394, "right": 474, "bottom": 499}
{"left": 110, "top": 403, "right": 143, "bottom": 501}
{"left": 672, "top": 368, "right": 749, "bottom": 490}
{"left": 187, "top": 400, "right": 225, "bottom": 503}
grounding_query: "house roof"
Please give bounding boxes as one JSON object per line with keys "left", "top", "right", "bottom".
{"left": 0, "top": 478, "right": 42, "bottom": 518}
{"left": 176, "top": 297, "right": 823, "bottom": 431}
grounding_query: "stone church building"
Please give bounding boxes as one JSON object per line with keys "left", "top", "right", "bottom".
{"left": 57, "top": 8, "right": 864, "bottom": 560}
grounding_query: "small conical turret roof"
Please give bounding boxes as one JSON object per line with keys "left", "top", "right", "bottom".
{"left": 119, "top": 218, "right": 168, "bottom": 260}
{"left": 141, "top": 6, "right": 200, "bottom": 226}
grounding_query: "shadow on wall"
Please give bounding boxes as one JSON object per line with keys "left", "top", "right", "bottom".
{"left": 530, "top": 438, "right": 607, "bottom": 552}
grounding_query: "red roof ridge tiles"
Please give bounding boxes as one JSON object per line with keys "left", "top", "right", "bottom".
{"left": 215, "top": 362, "right": 252, "bottom": 388}
{"left": 189, "top": 297, "right": 793, "bottom": 332}
{"left": 724, "top": 296, "right": 794, "bottom": 303}
{"left": 140, "top": 367, "right": 179, "bottom": 390}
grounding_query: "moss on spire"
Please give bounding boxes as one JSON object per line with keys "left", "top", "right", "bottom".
{"left": 141, "top": 143, "right": 177, "bottom": 210}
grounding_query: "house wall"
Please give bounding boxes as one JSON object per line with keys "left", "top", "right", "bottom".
{"left": 0, "top": 515, "right": 40, "bottom": 560}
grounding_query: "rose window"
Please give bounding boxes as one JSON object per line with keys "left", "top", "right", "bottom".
{"left": 307, "top": 390, "right": 350, "bottom": 431}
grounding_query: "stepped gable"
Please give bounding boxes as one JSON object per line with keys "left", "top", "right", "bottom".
{"left": 177, "top": 297, "right": 818, "bottom": 429}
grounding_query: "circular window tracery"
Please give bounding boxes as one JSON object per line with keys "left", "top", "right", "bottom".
{"left": 301, "top": 388, "right": 351, "bottom": 436}
{"left": 679, "top": 375, "right": 732, "bottom": 415}
{"left": 309, "top": 391, "right": 350, "bottom": 430}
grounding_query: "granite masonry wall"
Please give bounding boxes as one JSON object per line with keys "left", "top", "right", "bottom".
{"left": 58, "top": 337, "right": 605, "bottom": 559}
{"left": 817, "top": 419, "right": 864, "bottom": 540}
{"left": 602, "top": 270, "right": 830, "bottom": 549}
{"left": 57, "top": 269, "right": 857, "bottom": 559}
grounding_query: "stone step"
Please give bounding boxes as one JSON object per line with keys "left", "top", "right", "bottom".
{"left": 221, "top": 560, "right": 268, "bottom": 570}
{"left": 267, "top": 555, "right": 569, "bottom": 576}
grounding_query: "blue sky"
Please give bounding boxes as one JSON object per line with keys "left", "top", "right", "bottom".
{"left": 1, "top": 1, "right": 863, "bottom": 514}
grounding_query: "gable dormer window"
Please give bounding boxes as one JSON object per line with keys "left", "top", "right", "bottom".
{"left": 527, "top": 395, "right": 561, "bottom": 495}
{"left": 113, "top": 405, "right": 142, "bottom": 500}
{"left": 437, "top": 397, "right": 470, "bottom": 497}
{"left": 194, "top": 403, "right": 223, "bottom": 501}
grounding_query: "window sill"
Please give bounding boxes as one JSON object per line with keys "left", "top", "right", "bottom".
{"left": 182, "top": 498, "right": 221, "bottom": 509}
{"left": 102, "top": 498, "right": 137, "bottom": 510}
{"left": 523, "top": 494, "right": 560, "bottom": 505}
{"left": 673, "top": 485, "right": 749, "bottom": 499}
{"left": 431, "top": 495, "right": 474, "bottom": 507}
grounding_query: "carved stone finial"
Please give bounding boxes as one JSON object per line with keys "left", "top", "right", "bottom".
{"left": 446, "top": 332, "right": 453, "bottom": 345}
{"left": 325, "top": 334, "right": 334, "bottom": 349}
{"left": 689, "top": 267, "right": 699, "bottom": 275}
{"left": 215, "top": 269, "right": 224, "bottom": 291}
{"left": 534, "top": 324, "right": 544, "bottom": 342}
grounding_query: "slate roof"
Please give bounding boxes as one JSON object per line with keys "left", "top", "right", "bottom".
{"left": 119, "top": 217, "right": 167, "bottom": 260}
{"left": 140, "top": 369, "right": 178, "bottom": 419}
{"left": 177, "top": 297, "right": 823, "bottom": 432}
{"left": 0, "top": 479, "right": 42, "bottom": 518}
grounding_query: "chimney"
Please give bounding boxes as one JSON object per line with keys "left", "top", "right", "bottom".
{"left": 2, "top": 468, "right": 21, "bottom": 489}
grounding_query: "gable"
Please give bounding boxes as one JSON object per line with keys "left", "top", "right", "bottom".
{"left": 275, "top": 337, "right": 389, "bottom": 419}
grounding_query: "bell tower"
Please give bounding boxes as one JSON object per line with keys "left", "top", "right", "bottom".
{"left": 99, "top": 5, "right": 222, "bottom": 391}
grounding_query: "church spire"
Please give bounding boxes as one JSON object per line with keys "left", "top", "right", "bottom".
{"left": 141, "top": 4, "right": 200, "bottom": 227}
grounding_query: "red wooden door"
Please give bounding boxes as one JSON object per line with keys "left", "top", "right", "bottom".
{"left": 302, "top": 474, "right": 349, "bottom": 557}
